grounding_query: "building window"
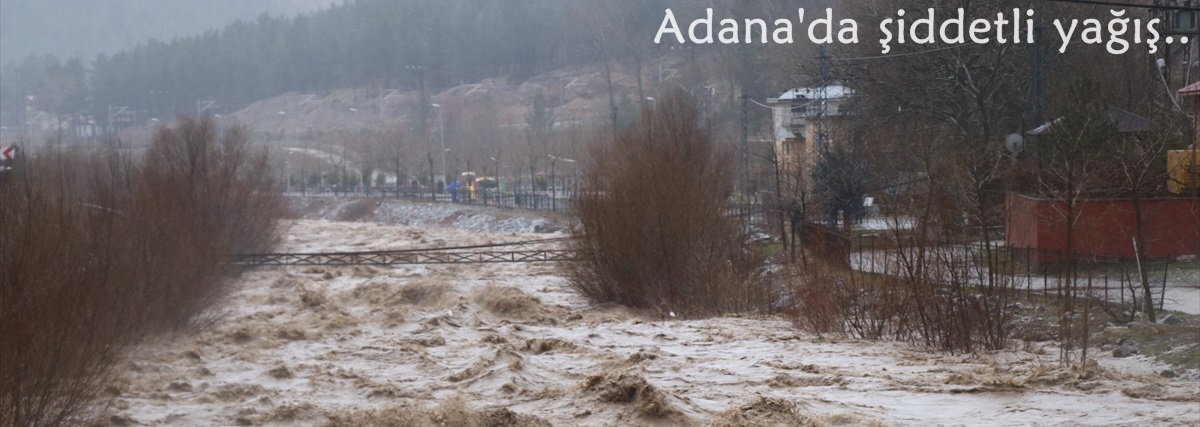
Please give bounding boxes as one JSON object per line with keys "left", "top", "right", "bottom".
{"left": 1174, "top": 10, "right": 1196, "bottom": 32}
{"left": 790, "top": 104, "right": 808, "bottom": 117}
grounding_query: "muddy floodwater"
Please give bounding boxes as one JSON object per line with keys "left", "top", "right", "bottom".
{"left": 104, "top": 219, "right": 1200, "bottom": 426}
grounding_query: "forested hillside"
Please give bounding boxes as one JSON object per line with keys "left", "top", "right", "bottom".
{"left": 0, "top": 0, "right": 334, "bottom": 63}
{"left": 1, "top": 0, "right": 1156, "bottom": 143}
{"left": 6, "top": 0, "right": 773, "bottom": 129}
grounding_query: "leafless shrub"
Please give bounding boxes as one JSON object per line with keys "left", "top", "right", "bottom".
{"left": 0, "top": 152, "right": 132, "bottom": 427}
{"left": 0, "top": 116, "right": 282, "bottom": 427}
{"left": 139, "top": 117, "right": 281, "bottom": 255}
{"left": 783, "top": 263, "right": 857, "bottom": 337}
{"left": 567, "top": 91, "right": 769, "bottom": 317}
{"left": 97, "top": 116, "right": 282, "bottom": 332}
{"left": 787, "top": 235, "right": 1018, "bottom": 353}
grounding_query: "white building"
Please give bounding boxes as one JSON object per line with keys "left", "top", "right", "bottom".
{"left": 766, "top": 86, "right": 855, "bottom": 182}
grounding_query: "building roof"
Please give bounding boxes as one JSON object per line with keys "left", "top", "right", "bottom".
{"left": 772, "top": 86, "right": 854, "bottom": 102}
{"left": 1026, "top": 106, "right": 1154, "bottom": 135}
{"left": 1179, "top": 81, "right": 1200, "bottom": 97}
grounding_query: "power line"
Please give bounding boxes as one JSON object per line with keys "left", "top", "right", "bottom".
{"left": 832, "top": 0, "right": 1199, "bottom": 62}
{"left": 1043, "top": 0, "right": 1200, "bottom": 11}
{"left": 831, "top": 44, "right": 966, "bottom": 61}
{"left": 748, "top": 97, "right": 774, "bottom": 109}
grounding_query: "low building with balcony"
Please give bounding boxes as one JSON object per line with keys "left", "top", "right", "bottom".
{"left": 766, "top": 85, "right": 855, "bottom": 189}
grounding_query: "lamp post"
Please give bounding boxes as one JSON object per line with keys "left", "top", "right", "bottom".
{"left": 431, "top": 103, "right": 446, "bottom": 189}
{"left": 561, "top": 156, "right": 576, "bottom": 200}
{"left": 491, "top": 155, "right": 501, "bottom": 193}
{"left": 549, "top": 155, "right": 575, "bottom": 211}
{"left": 440, "top": 148, "right": 451, "bottom": 199}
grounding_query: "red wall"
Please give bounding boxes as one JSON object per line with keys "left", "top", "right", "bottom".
{"left": 1006, "top": 193, "right": 1200, "bottom": 262}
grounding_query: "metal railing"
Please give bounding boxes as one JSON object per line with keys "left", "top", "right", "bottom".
{"left": 236, "top": 249, "right": 581, "bottom": 266}
{"left": 287, "top": 187, "right": 576, "bottom": 213}
{"left": 236, "top": 236, "right": 581, "bottom": 266}
{"left": 849, "top": 234, "right": 1179, "bottom": 317}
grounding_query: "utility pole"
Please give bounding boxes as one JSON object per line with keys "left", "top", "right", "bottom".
{"left": 816, "top": 45, "right": 830, "bottom": 157}
{"left": 739, "top": 89, "right": 754, "bottom": 233}
{"left": 491, "top": 156, "right": 500, "bottom": 192}
{"left": 1153, "top": 0, "right": 1199, "bottom": 107}
{"left": 698, "top": 86, "right": 713, "bottom": 131}
{"left": 1033, "top": 20, "right": 1045, "bottom": 125}
{"left": 645, "top": 97, "right": 657, "bottom": 136}
{"left": 432, "top": 103, "right": 446, "bottom": 187}
{"left": 740, "top": 89, "right": 751, "bottom": 202}
{"left": 604, "top": 60, "right": 618, "bottom": 142}
{"left": 549, "top": 155, "right": 557, "bottom": 212}
{"left": 816, "top": 45, "right": 835, "bottom": 226}
{"left": 406, "top": 65, "right": 428, "bottom": 133}
{"left": 16, "top": 69, "right": 26, "bottom": 137}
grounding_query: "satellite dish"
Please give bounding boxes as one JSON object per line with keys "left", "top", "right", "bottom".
{"left": 1005, "top": 133, "right": 1024, "bottom": 155}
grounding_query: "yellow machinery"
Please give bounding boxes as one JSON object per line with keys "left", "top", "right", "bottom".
{"left": 1168, "top": 149, "right": 1200, "bottom": 194}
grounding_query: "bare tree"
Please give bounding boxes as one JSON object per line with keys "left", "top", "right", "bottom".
{"left": 1035, "top": 79, "right": 1118, "bottom": 365}
{"left": 1103, "top": 108, "right": 1190, "bottom": 322}
{"left": 377, "top": 126, "right": 409, "bottom": 193}
{"left": 568, "top": 90, "right": 768, "bottom": 317}
{"left": 831, "top": 0, "right": 1057, "bottom": 244}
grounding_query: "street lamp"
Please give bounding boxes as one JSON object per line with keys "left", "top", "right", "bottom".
{"left": 549, "top": 155, "right": 576, "bottom": 211}
{"left": 490, "top": 156, "right": 500, "bottom": 188}
{"left": 554, "top": 157, "right": 573, "bottom": 197}
{"left": 431, "top": 103, "right": 446, "bottom": 188}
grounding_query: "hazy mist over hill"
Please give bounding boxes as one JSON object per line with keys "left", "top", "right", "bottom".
{"left": 0, "top": 0, "right": 336, "bottom": 63}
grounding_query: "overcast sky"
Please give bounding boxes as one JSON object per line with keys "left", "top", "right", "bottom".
{"left": 0, "top": 0, "right": 336, "bottom": 64}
